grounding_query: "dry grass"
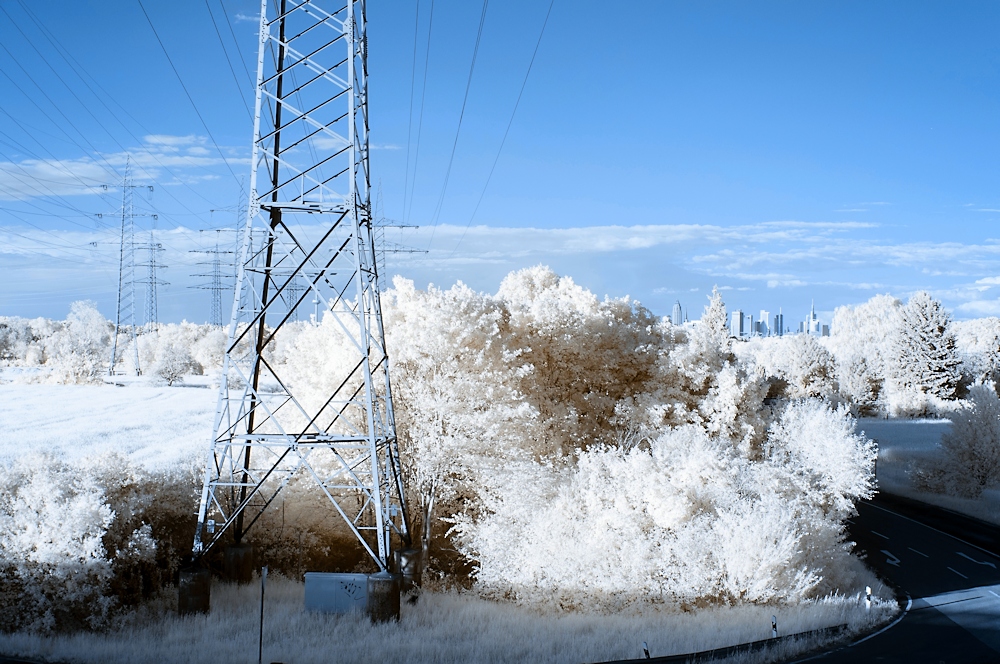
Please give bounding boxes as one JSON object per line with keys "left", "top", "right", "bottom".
{"left": 0, "top": 576, "right": 897, "bottom": 664}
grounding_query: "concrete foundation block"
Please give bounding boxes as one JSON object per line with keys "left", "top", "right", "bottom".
{"left": 178, "top": 567, "right": 211, "bottom": 615}
{"left": 366, "top": 571, "right": 401, "bottom": 623}
{"left": 224, "top": 543, "right": 254, "bottom": 584}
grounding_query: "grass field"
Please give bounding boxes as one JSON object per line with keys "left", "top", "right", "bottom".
{"left": 0, "top": 576, "right": 896, "bottom": 664}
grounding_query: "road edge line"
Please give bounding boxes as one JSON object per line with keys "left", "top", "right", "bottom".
{"left": 849, "top": 594, "right": 911, "bottom": 647}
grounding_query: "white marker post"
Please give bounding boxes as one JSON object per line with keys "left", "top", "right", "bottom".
{"left": 866, "top": 586, "right": 872, "bottom": 610}
{"left": 642, "top": 641, "right": 650, "bottom": 659}
{"left": 772, "top": 615, "right": 777, "bottom": 638}
{"left": 259, "top": 566, "right": 268, "bottom": 664}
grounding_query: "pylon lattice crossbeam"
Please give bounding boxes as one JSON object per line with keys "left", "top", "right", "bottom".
{"left": 192, "top": 0, "right": 409, "bottom": 571}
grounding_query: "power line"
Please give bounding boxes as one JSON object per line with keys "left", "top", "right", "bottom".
{"left": 137, "top": 0, "right": 243, "bottom": 186}
{"left": 14, "top": 1, "right": 221, "bottom": 215}
{"left": 401, "top": 0, "right": 422, "bottom": 223}
{"left": 404, "top": 0, "right": 436, "bottom": 225}
{"left": 215, "top": 0, "right": 256, "bottom": 88}
{"left": 202, "top": 0, "right": 254, "bottom": 120}
{"left": 451, "top": 0, "right": 555, "bottom": 256}
{"left": 424, "top": 0, "right": 490, "bottom": 249}
{"left": 0, "top": 4, "right": 138, "bottom": 167}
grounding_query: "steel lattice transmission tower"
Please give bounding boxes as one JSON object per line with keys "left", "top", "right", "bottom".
{"left": 137, "top": 220, "right": 168, "bottom": 334}
{"left": 192, "top": 0, "right": 410, "bottom": 570}
{"left": 109, "top": 157, "right": 141, "bottom": 376}
{"left": 190, "top": 230, "right": 235, "bottom": 326}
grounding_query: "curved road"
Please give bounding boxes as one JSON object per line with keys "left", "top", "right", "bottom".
{"left": 803, "top": 494, "right": 1000, "bottom": 663}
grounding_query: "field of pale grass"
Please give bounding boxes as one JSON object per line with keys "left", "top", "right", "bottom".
{"left": 0, "top": 576, "right": 896, "bottom": 664}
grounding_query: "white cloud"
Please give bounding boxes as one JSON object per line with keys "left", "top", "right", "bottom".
{"left": 0, "top": 159, "right": 114, "bottom": 200}
{"left": 957, "top": 299, "right": 1000, "bottom": 316}
{"left": 234, "top": 12, "right": 257, "bottom": 22}
{"left": 143, "top": 134, "right": 204, "bottom": 148}
{"left": 0, "top": 135, "right": 243, "bottom": 201}
{"left": 4, "top": 218, "right": 1000, "bottom": 322}
{"left": 313, "top": 135, "right": 349, "bottom": 150}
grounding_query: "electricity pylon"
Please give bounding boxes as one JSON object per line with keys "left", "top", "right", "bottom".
{"left": 192, "top": 0, "right": 410, "bottom": 571}
{"left": 136, "top": 220, "right": 168, "bottom": 333}
{"left": 109, "top": 157, "right": 141, "bottom": 376}
{"left": 190, "top": 231, "right": 235, "bottom": 326}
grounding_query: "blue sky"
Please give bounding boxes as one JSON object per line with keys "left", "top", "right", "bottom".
{"left": 1, "top": 1, "right": 1000, "bottom": 325}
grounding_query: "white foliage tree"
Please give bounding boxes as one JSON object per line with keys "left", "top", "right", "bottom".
{"left": 44, "top": 301, "right": 114, "bottom": 384}
{"left": 893, "top": 291, "right": 961, "bottom": 408}
{"left": 736, "top": 334, "right": 839, "bottom": 403}
{"left": 152, "top": 340, "right": 197, "bottom": 385}
{"left": 952, "top": 317, "right": 1000, "bottom": 386}
{"left": 384, "top": 277, "right": 537, "bottom": 552}
{"left": 496, "top": 266, "right": 661, "bottom": 455}
{"left": 823, "top": 294, "right": 902, "bottom": 414}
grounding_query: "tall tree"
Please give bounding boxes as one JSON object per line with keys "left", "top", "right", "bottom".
{"left": 894, "top": 291, "right": 961, "bottom": 400}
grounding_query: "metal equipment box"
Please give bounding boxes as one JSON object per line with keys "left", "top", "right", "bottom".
{"left": 304, "top": 572, "right": 368, "bottom": 613}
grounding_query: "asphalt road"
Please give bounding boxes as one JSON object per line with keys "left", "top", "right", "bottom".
{"left": 803, "top": 495, "right": 1000, "bottom": 664}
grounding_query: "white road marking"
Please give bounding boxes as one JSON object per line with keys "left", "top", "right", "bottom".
{"left": 865, "top": 502, "right": 1000, "bottom": 562}
{"left": 881, "top": 550, "right": 901, "bottom": 567}
{"left": 989, "top": 590, "right": 1000, "bottom": 598}
{"left": 908, "top": 547, "right": 929, "bottom": 558}
{"left": 948, "top": 566, "right": 969, "bottom": 579}
{"left": 957, "top": 552, "right": 997, "bottom": 569}
{"left": 872, "top": 530, "right": 890, "bottom": 540}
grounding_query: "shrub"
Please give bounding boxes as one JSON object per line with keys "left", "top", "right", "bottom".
{"left": 917, "top": 383, "right": 1000, "bottom": 498}
{"left": 452, "top": 401, "right": 875, "bottom": 611}
{"left": 0, "top": 455, "right": 199, "bottom": 632}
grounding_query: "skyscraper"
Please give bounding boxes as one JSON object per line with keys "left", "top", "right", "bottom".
{"left": 730, "top": 310, "right": 744, "bottom": 338}
{"left": 672, "top": 300, "right": 684, "bottom": 326}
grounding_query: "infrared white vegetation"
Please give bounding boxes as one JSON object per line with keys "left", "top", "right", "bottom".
{"left": 4, "top": 266, "right": 999, "bottom": 642}
{"left": 0, "top": 577, "right": 896, "bottom": 664}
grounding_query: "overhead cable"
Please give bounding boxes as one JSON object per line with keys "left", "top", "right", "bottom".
{"left": 424, "top": 0, "right": 490, "bottom": 250}
{"left": 137, "top": 0, "right": 243, "bottom": 186}
{"left": 451, "top": 0, "right": 555, "bottom": 256}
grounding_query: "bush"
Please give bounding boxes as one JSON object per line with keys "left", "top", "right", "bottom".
{"left": 0, "top": 454, "right": 199, "bottom": 632}
{"left": 917, "top": 383, "right": 1000, "bottom": 498}
{"left": 452, "top": 401, "right": 875, "bottom": 611}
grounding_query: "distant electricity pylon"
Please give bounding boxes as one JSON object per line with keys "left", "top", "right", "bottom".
{"left": 373, "top": 183, "right": 425, "bottom": 266}
{"left": 190, "top": 230, "right": 236, "bottom": 326}
{"left": 192, "top": 0, "right": 411, "bottom": 571}
{"left": 109, "top": 157, "right": 144, "bottom": 376}
{"left": 136, "top": 216, "right": 168, "bottom": 333}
